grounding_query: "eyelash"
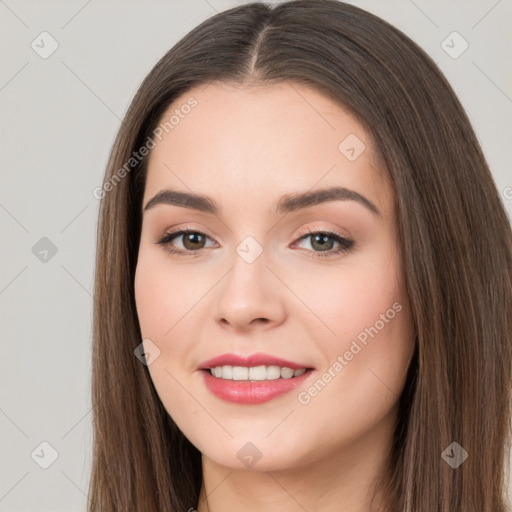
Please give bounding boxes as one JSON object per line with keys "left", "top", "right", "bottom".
{"left": 154, "top": 226, "right": 354, "bottom": 259}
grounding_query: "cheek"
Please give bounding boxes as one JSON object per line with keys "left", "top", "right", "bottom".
{"left": 134, "top": 255, "right": 206, "bottom": 433}
{"left": 294, "top": 253, "right": 406, "bottom": 346}
{"left": 296, "top": 243, "right": 414, "bottom": 399}
{"left": 292, "top": 274, "right": 413, "bottom": 456}
{"left": 134, "top": 252, "right": 206, "bottom": 340}
{"left": 319, "top": 261, "right": 413, "bottom": 397}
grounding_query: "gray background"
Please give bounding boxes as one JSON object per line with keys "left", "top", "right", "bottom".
{"left": 1, "top": 0, "right": 511, "bottom": 510}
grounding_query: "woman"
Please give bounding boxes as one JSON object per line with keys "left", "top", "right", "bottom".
{"left": 89, "top": 1, "right": 512, "bottom": 511}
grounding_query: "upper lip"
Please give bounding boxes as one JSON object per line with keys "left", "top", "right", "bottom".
{"left": 198, "top": 353, "right": 313, "bottom": 371}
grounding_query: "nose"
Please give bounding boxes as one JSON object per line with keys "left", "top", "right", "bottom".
{"left": 212, "top": 248, "right": 286, "bottom": 332}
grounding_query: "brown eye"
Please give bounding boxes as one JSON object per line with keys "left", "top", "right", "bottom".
{"left": 180, "top": 232, "right": 207, "bottom": 250}
{"left": 155, "top": 229, "right": 215, "bottom": 256}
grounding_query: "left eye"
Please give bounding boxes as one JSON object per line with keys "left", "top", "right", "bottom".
{"left": 293, "top": 230, "right": 353, "bottom": 255}
{"left": 155, "top": 228, "right": 354, "bottom": 258}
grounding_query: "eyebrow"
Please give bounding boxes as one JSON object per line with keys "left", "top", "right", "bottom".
{"left": 143, "top": 186, "right": 381, "bottom": 217}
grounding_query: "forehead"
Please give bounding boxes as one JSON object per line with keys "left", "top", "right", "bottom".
{"left": 143, "top": 81, "right": 391, "bottom": 217}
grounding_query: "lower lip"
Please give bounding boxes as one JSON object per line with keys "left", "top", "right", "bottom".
{"left": 200, "top": 369, "right": 313, "bottom": 404}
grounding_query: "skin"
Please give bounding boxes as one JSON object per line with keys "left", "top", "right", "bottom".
{"left": 134, "top": 81, "right": 415, "bottom": 512}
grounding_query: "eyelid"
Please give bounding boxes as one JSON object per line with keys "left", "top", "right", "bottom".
{"left": 294, "top": 225, "right": 351, "bottom": 241}
{"left": 158, "top": 224, "right": 218, "bottom": 242}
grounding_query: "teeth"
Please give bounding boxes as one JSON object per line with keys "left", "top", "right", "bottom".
{"left": 232, "top": 366, "right": 248, "bottom": 380}
{"left": 281, "top": 367, "right": 295, "bottom": 378}
{"left": 248, "top": 365, "right": 266, "bottom": 380}
{"left": 266, "top": 365, "right": 281, "bottom": 380}
{"left": 222, "top": 365, "right": 233, "bottom": 379}
{"left": 209, "top": 365, "right": 308, "bottom": 381}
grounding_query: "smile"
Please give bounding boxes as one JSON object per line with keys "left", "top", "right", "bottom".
{"left": 198, "top": 353, "right": 315, "bottom": 404}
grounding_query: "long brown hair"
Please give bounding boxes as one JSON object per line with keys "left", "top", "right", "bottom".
{"left": 88, "top": 1, "right": 512, "bottom": 510}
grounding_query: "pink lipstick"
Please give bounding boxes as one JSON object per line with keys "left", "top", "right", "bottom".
{"left": 198, "top": 353, "right": 314, "bottom": 404}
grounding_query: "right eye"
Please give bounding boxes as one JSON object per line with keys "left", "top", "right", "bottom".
{"left": 155, "top": 229, "right": 217, "bottom": 256}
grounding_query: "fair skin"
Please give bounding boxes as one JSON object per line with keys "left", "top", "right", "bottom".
{"left": 134, "top": 81, "right": 415, "bottom": 512}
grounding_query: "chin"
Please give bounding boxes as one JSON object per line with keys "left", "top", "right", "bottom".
{"left": 194, "top": 433, "right": 316, "bottom": 473}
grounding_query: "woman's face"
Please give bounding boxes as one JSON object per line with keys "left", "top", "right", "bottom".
{"left": 134, "top": 81, "right": 415, "bottom": 472}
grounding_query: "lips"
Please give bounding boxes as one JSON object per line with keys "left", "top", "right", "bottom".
{"left": 198, "top": 352, "right": 315, "bottom": 404}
